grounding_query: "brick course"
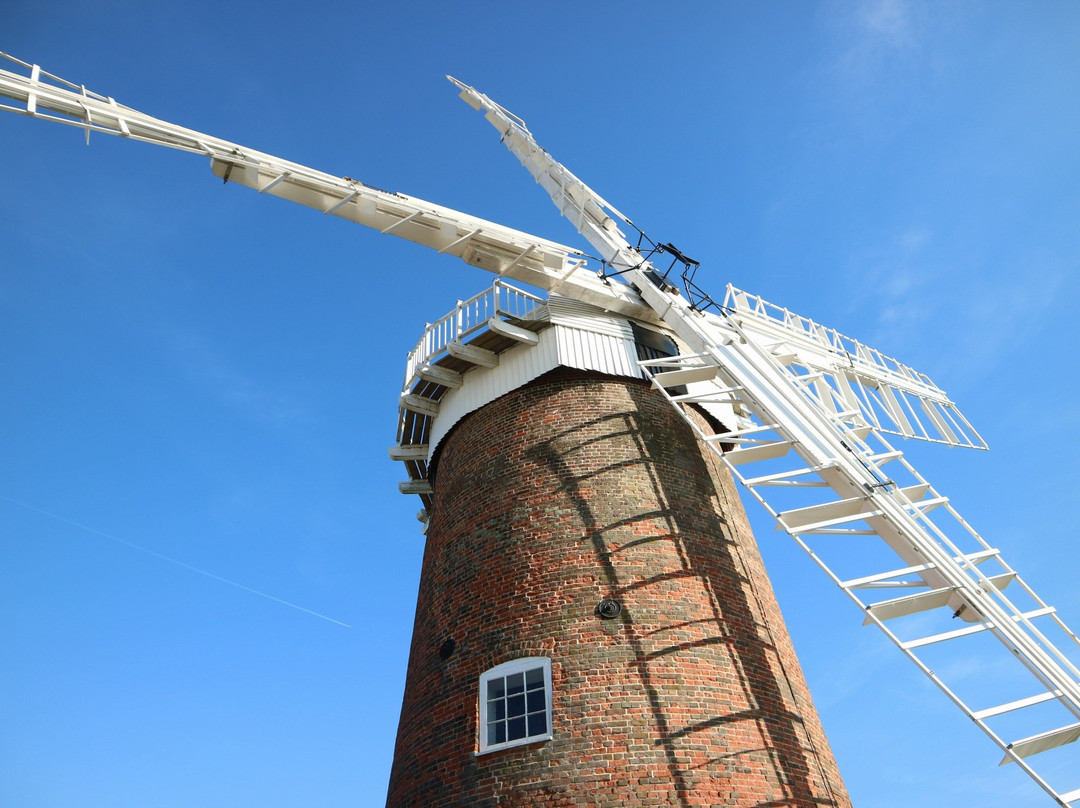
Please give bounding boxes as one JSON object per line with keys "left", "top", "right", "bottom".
{"left": 386, "top": 368, "right": 851, "bottom": 808}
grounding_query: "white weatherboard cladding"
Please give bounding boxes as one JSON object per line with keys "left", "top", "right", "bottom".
{"left": 544, "top": 295, "right": 636, "bottom": 338}
{"left": 425, "top": 321, "right": 641, "bottom": 460}
{"left": 554, "top": 325, "right": 640, "bottom": 379}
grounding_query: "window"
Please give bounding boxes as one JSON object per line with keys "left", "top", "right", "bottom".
{"left": 478, "top": 657, "right": 552, "bottom": 754}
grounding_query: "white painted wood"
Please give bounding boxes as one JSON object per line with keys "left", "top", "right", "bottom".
{"left": 418, "top": 364, "right": 463, "bottom": 389}
{"left": 1003, "top": 723, "right": 1080, "bottom": 763}
{"left": 401, "top": 394, "right": 440, "bottom": 417}
{"left": 652, "top": 366, "right": 719, "bottom": 387}
{"left": 389, "top": 444, "right": 429, "bottom": 461}
{"left": 974, "top": 691, "right": 1061, "bottom": 721}
{"left": 545, "top": 295, "right": 640, "bottom": 337}
{"left": 398, "top": 480, "right": 434, "bottom": 495}
{"left": 554, "top": 325, "right": 639, "bottom": 379}
{"left": 447, "top": 340, "right": 499, "bottom": 368}
{"left": 485, "top": 317, "right": 540, "bottom": 344}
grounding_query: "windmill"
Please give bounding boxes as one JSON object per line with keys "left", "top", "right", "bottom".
{"left": 2, "top": 53, "right": 1079, "bottom": 806}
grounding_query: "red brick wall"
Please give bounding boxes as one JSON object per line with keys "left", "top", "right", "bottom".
{"left": 386, "top": 368, "right": 850, "bottom": 808}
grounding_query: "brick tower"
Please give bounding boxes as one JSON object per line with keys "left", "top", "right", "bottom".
{"left": 386, "top": 285, "right": 851, "bottom": 808}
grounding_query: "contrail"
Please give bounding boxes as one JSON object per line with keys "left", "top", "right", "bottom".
{"left": 0, "top": 494, "right": 352, "bottom": 628}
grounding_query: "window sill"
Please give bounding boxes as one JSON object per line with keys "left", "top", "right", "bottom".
{"left": 475, "top": 733, "right": 553, "bottom": 756}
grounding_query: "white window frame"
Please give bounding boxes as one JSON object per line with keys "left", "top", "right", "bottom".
{"left": 477, "top": 656, "right": 553, "bottom": 754}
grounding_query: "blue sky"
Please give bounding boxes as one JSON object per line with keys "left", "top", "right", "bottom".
{"left": 2, "top": 2, "right": 1079, "bottom": 806}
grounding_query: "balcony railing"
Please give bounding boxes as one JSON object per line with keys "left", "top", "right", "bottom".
{"left": 404, "top": 279, "right": 545, "bottom": 389}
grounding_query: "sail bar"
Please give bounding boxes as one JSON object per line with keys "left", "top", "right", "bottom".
{"left": 0, "top": 52, "right": 650, "bottom": 320}
{"left": 449, "top": 76, "right": 644, "bottom": 272}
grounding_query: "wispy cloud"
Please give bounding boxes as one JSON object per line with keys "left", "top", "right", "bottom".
{"left": 841, "top": 226, "right": 1071, "bottom": 396}
{"left": 825, "top": 0, "right": 923, "bottom": 89}
{"left": 858, "top": 0, "right": 917, "bottom": 46}
{"left": 165, "top": 327, "right": 308, "bottom": 428}
{"left": 810, "top": 630, "right": 902, "bottom": 709}
{"left": 845, "top": 225, "right": 937, "bottom": 344}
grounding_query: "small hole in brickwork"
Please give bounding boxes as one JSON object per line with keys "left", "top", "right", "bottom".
{"left": 438, "top": 638, "right": 456, "bottom": 660}
{"left": 596, "top": 599, "right": 622, "bottom": 620}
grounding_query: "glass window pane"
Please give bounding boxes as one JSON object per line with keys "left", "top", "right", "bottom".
{"left": 528, "top": 711, "right": 547, "bottom": 736}
{"left": 525, "top": 667, "right": 544, "bottom": 689}
{"left": 507, "top": 716, "right": 527, "bottom": 740}
{"left": 507, "top": 694, "right": 525, "bottom": 718}
{"left": 480, "top": 660, "right": 551, "bottom": 753}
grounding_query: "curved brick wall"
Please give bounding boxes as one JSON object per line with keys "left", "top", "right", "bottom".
{"left": 386, "top": 368, "right": 850, "bottom": 808}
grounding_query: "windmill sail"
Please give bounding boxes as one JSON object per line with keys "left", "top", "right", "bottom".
{"left": 451, "top": 78, "right": 1080, "bottom": 805}
{"left": 0, "top": 52, "right": 644, "bottom": 320}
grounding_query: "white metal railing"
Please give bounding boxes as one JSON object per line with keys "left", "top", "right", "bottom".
{"left": 403, "top": 279, "right": 544, "bottom": 389}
